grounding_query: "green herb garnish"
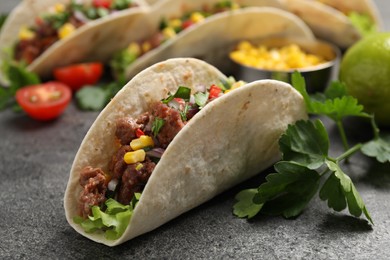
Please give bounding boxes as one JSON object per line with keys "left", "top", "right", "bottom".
{"left": 161, "top": 86, "right": 191, "bottom": 104}
{"left": 152, "top": 117, "right": 165, "bottom": 137}
{"left": 233, "top": 71, "right": 390, "bottom": 224}
{"left": 0, "top": 62, "right": 40, "bottom": 110}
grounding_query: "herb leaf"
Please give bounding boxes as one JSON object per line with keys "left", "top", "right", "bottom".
{"left": 279, "top": 120, "right": 329, "bottom": 169}
{"left": 323, "top": 161, "right": 373, "bottom": 223}
{"left": 233, "top": 189, "right": 262, "bottom": 219}
{"left": 361, "top": 134, "right": 390, "bottom": 163}
{"left": 152, "top": 117, "right": 165, "bottom": 137}
{"left": 161, "top": 86, "right": 191, "bottom": 104}
{"left": 254, "top": 161, "right": 320, "bottom": 218}
{"left": 76, "top": 86, "right": 108, "bottom": 111}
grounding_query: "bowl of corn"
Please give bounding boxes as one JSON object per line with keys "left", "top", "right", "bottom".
{"left": 229, "top": 37, "right": 340, "bottom": 93}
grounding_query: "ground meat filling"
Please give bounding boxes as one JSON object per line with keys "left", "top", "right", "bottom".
{"left": 151, "top": 102, "right": 185, "bottom": 148}
{"left": 78, "top": 101, "right": 187, "bottom": 218}
{"left": 78, "top": 166, "right": 107, "bottom": 218}
{"left": 14, "top": 16, "right": 84, "bottom": 64}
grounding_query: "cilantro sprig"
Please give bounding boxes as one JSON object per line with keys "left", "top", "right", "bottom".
{"left": 233, "top": 71, "right": 390, "bottom": 224}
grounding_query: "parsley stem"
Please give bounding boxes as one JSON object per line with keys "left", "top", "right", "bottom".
{"left": 336, "top": 120, "right": 350, "bottom": 151}
{"left": 336, "top": 143, "right": 362, "bottom": 162}
{"left": 370, "top": 115, "right": 380, "bottom": 140}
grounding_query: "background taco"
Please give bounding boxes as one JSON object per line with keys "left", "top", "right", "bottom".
{"left": 0, "top": 0, "right": 149, "bottom": 84}
{"left": 104, "top": 0, "right": 314, "bottom": 81}
{"left": 281, "top": 0, "right": 382, "bottom": 49}
{"left": 64, "top": 57, "right": 307, "bottom": 246}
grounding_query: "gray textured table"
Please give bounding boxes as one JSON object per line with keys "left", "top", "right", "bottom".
{"left": 1, "top": 1, "right": 390, "bottom": 259}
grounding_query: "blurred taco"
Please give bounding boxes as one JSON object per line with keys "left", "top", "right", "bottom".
{"left": 64, "top": 57, "right": 307, "bottom": 246}
{"left": 0, "top": 0, "right": 149, "bottom": 84}
{"left": 108, "top": 0, "right": 316, "bottom": 80}
{"left": 282, "top": 0, "right": 382, "bottom": 49}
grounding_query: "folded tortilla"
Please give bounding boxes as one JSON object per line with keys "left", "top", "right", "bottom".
{"left": 0, "top": 0, "right": 149, "bottom": 84}
{"left": 281, "top": 0, "right": 382, "bottom": 49}
{"left": 64, "top": 57, "right": 307, "bottom": 246}
{"left": 120, "top": 4, "right": 315, "bottom": 81}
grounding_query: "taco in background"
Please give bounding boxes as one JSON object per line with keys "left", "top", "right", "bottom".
{"left": 64, "top": 57, "right": 307, "bottom": 246}
{"left": 107, "top": 1, "right": 313, "bottom": 80}
{"left": 281, "top": 0, "right": 382, "bottom": 49}
{"left": 0, "top": 0, "right": 149, "bottom": 84}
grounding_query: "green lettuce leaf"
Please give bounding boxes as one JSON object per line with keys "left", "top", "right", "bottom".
{"left": 348, "top": 11, "right": 377, "bottom": 36}
{"left": 74, "top": 194, "right": 140, "bottom": 240}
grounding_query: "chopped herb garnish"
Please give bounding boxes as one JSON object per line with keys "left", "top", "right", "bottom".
{"left": 161, "top": 86, "right": 191, "bottom": 104}
{"left": 152, "top": 117, "right": 165, "bottom": 137}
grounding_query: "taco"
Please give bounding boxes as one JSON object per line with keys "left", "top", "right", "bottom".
{"left": 108, "top": 0, "right": 315, "bottom": 80}
{"left": 64, "top": 57, "right": 307, "bottom": 246}
{"left": 281, "top": 0, "right": 382, "bottom": 49}
{"left": 0, "top": 0, "right": 149, "bottom": 84}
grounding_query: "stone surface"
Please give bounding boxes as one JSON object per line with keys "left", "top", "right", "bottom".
{"left": 1, "top": 1, "right": 390, "bottom": 259}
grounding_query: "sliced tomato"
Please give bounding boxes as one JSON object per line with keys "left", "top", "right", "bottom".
{"left": 182, "top": 20, "right": 194, "bottom": 29}
{"left": 53, "top": 62, "right": 104, "bottom": 91}
{"left": 92, "top": 0, "right": 112, "bottom": 8}
{"left": 15, "top": 82, "right": 72, "bottom": 121}
{"left": 209, "top": 85, "right": 222, "bottom": 99}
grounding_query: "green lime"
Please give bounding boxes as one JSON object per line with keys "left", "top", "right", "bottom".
{"left": 339, "top": 32, "right": 390, "bottom": 126}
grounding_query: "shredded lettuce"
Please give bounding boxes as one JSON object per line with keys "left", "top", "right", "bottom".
{"left": 74, "top": 193, "right": 140, "bottom": 240}
{"left": 348, "top": 12, "right": 377, "bottom": 36}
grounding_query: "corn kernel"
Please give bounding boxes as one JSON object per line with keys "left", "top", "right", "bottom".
{"left": 190, "top": 12, "right": 205, "bottom": 23}
{"left": 18, "top": 26, "right": 36, "bottom": 40}
{"left": 168, "top": 18, "right": 182, "bottom": 28}
{"left": 135, "top": 163, "right": 144, "bottom": 171}
{"left": 58, "top": 23, "right": 76, "bottom": 39}
{"left": 130, "top": 135, "right": 154, "bottom": 150}
{"left": 124, "top": 150, "right": 146, "bottom": 164}
{"left": 162, "top": 27, "right": 176, "bottom": 39}
{"left": 127, "top": 42, "right": 141, "bottom": 56}
{"left": 230, "top": 41, "right": 327, "bottom": 70}
{"left": 142, "top": 41, "right": 152, "bottom": 53}
{"left": 54, "top": 3, "right": 66, "bottom": 13}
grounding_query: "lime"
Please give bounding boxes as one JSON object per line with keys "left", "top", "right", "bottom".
{"left": 339, "top": 32, "right": 390, "bottom": 126}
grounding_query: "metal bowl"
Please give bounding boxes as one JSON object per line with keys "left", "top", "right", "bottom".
{"left": 229, "top": 37, "right": 341, "bottom": 93}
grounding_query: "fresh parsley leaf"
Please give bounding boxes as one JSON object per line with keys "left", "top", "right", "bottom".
{"left": 233, "top": 189, "right": 262, "bottom": 219}
{"left": 310, "top": 96, "right": 369, "bottom": 121}
{"left": 323, "top": 161, "right": 373, "bottom": 223}
{"left": 319, "top": 172, "right": 347, "bottom": 211}
{"left": 324, "top": 81, "right": 348, "bottom": 100}
{"left": 361, "top": 134, "right": 390, "bottom": 163}
{"left": 76, "top": 86, "right": 108, "bottom": 111}
{"left": 0, "top": 63, "right": 40, "bottom": 110}
{"left": 234, "top": 117, "right": 373, "bottom": 223}
{"left": 152, "top": 117, "right": 165, "bottom": 137}
{"left": 254, "top": 161, "right": 320, "bottom": 218}
{"left": 279, "top": 120, "right": 329, "bottom": 169}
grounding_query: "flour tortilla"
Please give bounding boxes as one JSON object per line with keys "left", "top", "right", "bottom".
{"left": 117, "top": 1, "right": 314, "bottom": 80}
{"left": 282, "top": 0, "right": 382, "bottom": 49}
{"left": 0, "top": 0, "right": 149, "bottom": 84}
{"left": 123, "top": 6, "right": 315, "bottom": 80}
{"left": 64, "top": 58, "right": 307, "bottom": 246}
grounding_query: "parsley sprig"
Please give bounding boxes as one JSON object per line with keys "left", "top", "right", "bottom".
{"left": 233, "top": 72, "right": 390, "bottom": 224}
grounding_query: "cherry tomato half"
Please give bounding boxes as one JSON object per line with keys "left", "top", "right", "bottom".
{"left": 53, "top": 62, "right": 104, "bottom": 91}
{"left": 92, "top": 0, "right": 112, "bottom": 9}
{"left": 16, "top": 82, "right": 72, "bottom": 121}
